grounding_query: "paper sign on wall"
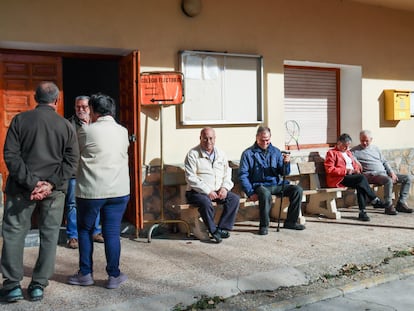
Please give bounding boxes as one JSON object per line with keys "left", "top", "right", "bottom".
{"left": 140, "top": 72, "right": 184, "bottom": 105}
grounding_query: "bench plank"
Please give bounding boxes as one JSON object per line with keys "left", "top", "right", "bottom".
{"left": 297, "top": 162, "right": 343, "bottom": 219}
{"left": 175, "top": 194, "right": 306, "bottom": 239}
{"left": 171, "top": 161, "right": 405, "bottom": 239}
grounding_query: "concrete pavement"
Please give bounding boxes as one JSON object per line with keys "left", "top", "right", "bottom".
{"left": 1, "top": 203, "right": 414, "bottom": 310}
{"left": 281, "top": 271, "right": 414, "bottom": 310}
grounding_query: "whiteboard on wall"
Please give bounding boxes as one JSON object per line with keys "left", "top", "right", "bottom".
{"left": 411, "top": 92, "right": 414, "bottom": 117}
{"left": 178, "top": 50, "right": 263, "bottom": 125}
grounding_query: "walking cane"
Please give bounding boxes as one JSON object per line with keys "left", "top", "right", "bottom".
{"left": 277, "top": 151, "right": 290, "bottom": 232}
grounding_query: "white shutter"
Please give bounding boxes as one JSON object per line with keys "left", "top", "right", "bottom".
{"left": 284, "top": 66, "right": 339, "bottom": 148}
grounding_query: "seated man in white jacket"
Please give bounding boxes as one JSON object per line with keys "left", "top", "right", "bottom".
{"left": 184, "top": 127, "right": 240, "bottom": 243}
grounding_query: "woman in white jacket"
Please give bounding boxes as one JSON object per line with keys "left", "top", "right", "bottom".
{"left": 68, "top": 93, "right": 130, "bottom": 289}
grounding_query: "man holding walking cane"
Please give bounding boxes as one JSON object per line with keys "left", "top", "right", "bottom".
{"left": 239, "top": 126, "right": 305, "bottom": 235}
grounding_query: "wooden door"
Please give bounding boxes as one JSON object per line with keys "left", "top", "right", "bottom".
{"left": 0, "top": 53, "right": 63, "bottom": 189}
{"left": 119, "top": 51, "right": 143, "bottom": 231}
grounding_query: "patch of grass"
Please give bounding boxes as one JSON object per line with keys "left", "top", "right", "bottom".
{"left": 339, "top": 263, "right": 377, "bottom": 276}
{"left": 172, "top": 295, "right": 225, "bottom": 310}
{"left": 321, "top": 273, "right": 337, "bottom": 280}
{"left": 393, "top": 249, "right": 414, "bottom": 258}
{"left": 339, "top": 263, "right": 361, "bottom": 276}
{"left": 339, "top": 247, "right": 414, "bottom": 277}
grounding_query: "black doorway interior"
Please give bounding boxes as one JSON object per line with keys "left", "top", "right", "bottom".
{"left": 62, "top": 57, "right": 120, "bottom": 119}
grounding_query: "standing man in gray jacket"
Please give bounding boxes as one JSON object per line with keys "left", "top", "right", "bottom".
{"left": 0, "top": 81, "right": 79, "bottom": 303}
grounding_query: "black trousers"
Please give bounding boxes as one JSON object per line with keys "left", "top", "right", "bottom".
{"left": 341, "top": 174, "right": 377, "bottom": 210}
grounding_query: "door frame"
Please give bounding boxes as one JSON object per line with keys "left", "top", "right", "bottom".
{"left": 0, "top": 48, "right": 143, "bottom": 231}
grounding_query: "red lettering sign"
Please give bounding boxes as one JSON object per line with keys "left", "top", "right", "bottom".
{"left": 140, "top": 72, "right": 184, "bottom": 105}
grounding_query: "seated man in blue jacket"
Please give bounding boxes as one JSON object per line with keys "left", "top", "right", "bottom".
{"left": 239, "top": 126, "right": 305, "bottom": 235}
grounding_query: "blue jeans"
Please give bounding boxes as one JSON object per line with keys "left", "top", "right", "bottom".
{"left": 76, "top": 195, "right": 129, "bottom": 277}
{"left": 255, "top": 184, "right": 303, "bottom": 228}
{"left": 185, "top": 190, "right": 239, "bottom": 233}
{"left": 66, "top": 178, "right": 101, "bottom": 239}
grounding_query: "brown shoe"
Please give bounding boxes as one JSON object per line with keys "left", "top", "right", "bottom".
{"left": 385, "top": 205, "right": 398, "bottom": 215}
{"left": 67, "top": 238, "right": 78, "bottom": 249}
{"left": 93, "top": 233, "right": 104, "bottom": 243}
{"left": 396, "top": 202, "right": 413, "bottom": 213}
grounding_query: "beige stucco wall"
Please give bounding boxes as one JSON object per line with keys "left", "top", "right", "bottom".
{"left": 1, "top": 0, "right": 414, "bottom": 166}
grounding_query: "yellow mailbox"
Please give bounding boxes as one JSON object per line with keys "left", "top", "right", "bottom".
{"left": 384, "top": 89, "right": 411, "bottom": 120}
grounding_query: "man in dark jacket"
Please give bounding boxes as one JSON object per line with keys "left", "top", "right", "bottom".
{"left": 239, "top": 126, "right": 305, "bottom": 235}
{"left": 0, "top": 81, "right": 79, "bottom": 303}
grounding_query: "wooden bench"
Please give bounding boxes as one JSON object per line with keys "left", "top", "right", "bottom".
{"left": 297, "top": 162, "right": 401, "bottom": 214}
{"left": 175, "top": 161, "right": 355, "bottom": 239}
{"left": 177, "top": 195, "right": 306, "bottom": 240}
{"left": 297, "top": 162, "right": 346, "bottom": 219}
{"left": 146, "top": 162, "right": 406, "bottom": 241}
{"left": 174, "top": 162, "right": 403, "bottom": 239}
{"left": 369, "top": 180, "right": 401, "bottom": 205}
{"left": 175, "top": 163, "right": 307, "bottom": 240}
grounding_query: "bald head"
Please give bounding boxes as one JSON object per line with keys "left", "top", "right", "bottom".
{"left": 200, "top": 127, "right": 216, "bottom": 153}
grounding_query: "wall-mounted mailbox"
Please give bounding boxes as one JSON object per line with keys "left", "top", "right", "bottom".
{"left": 384, "top": 89, "right": 411, "bottom": 120}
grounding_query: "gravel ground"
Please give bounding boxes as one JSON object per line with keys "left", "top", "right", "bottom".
{"left": 174, "top": 247, "right": 414, "bottom": 311}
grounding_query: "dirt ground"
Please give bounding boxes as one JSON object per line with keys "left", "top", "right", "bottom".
{"left": 174, "top": 247, "right": 414, "bottom": 311}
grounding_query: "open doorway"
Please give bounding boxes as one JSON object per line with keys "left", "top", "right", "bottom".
{"left": 0, "top": 50, "right": 142, "bottom": 231}
{"left": 62, "top": 57, "right": 120, "bottom": 119}
{"left": 62, "top": 52, "right": 143, "bottom": 230}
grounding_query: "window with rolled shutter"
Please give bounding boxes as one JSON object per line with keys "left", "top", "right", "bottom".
{"left": 284, "top": 65, "right": 339, "bottom": 150}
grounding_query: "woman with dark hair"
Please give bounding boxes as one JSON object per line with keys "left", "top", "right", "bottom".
{"left": 324, "top": 133, "right": 389, "bottom": 222}
{"left": 68, "top": 93, "right": 130, "bottom": 289}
